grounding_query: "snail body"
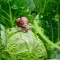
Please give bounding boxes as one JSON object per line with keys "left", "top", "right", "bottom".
{"left": 16, "top": 17, "right": 30, "bottom": 32}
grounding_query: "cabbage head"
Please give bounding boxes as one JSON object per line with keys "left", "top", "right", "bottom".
{"left": 6, "top": 27, "right": 47, "bottom": 60}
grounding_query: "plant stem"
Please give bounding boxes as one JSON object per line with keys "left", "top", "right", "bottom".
{"left": 43, "top": 0, "right": 47, "bottom": 13}
{"left": 8, "top": 0, "right": 13, "bottom": 27}
{"left": 50, "top": 19, "right": 54, "bottom": 42}
{"left": 57, "top": 3, "right": 60, "bottom": 42}
{"left": 34, "top": 20, "right": 60, "bottom": 49}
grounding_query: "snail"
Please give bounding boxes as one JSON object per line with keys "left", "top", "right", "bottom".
{"left": 16, "top": 17, "right": 30, "bottom": 32}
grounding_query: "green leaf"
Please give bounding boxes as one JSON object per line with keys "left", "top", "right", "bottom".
{"left": 12, "top": 4, "right": 18, "bottom": 9}
{"left": 54, "top": 14, "right": 59, "bottom": 21}
{"left": 33, "top": 0, "right": 47, "bottom": 14}
{"left": 47, "top": 59, "right": 60, "bottom": 60}
{"left": 27, "top": 0, "right": 35, "bottom": 11}
{"left": 0, "top": 24, "right": 6, "bottom": 48}
{"left": 0, "top": 50, "right": 11, "bottom": 60}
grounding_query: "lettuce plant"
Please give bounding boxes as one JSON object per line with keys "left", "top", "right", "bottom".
{"left": 6, "top": 27, "right": 47, "bottom": 60}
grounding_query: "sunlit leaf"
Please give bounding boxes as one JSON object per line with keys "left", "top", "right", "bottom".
{"left": 0, "top": 24, "right": 6, "bottom": 48}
